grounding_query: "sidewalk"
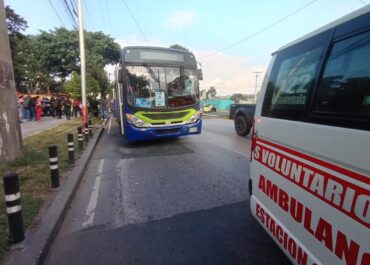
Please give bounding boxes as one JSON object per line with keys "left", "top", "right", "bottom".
{"left": 20, "top": 116, "right": 78, "bottom": 139}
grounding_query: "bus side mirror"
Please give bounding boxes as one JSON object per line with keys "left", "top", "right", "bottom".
{"left": 118, "top": 68, "right": 123, "bottom": 83}
{"left": 198, "top": 69, "right": 203, "bottom": 80}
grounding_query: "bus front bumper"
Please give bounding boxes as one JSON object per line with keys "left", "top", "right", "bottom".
{"left": 125, "top": 120, "right": 202, "bottom": 142}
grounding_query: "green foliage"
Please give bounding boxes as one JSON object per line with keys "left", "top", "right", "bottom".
{"left": 206, "top": 86, "right": 217, "bottom": 100}
{"left": 230, "top": 93, "right": 254, "bottom": 103}
{"left": 63, "top": 72, "right": 81, "bottom": 98}
{"left": 6, "top": 5, "right": 29, "bottom": 92}
{"left": 33, "top": 28, "right": 80, "bottom": 78}
{"left": 5, "top": 5, "right": 27, "bottom": 35}
{"left": 31, "top": 28, "right": 121, "bottom": 96}
{"left": 0, "top": 119, "right": 87, "bottom": 260}
{"left": 64, "top": 72, "right": 100, "bottom": 99}
{"left": 6, "top": 5, "right": 121, "bottom": 97}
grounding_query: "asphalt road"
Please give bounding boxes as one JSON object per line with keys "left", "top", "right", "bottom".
{"left": 44, "top": 117, "right": 291, "bottom": 265}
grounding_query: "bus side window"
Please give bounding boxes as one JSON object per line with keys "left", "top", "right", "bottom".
{"left": 314, "top": 31, "right": 370, "bottom": 118}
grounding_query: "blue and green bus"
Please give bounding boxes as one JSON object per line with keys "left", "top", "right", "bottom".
{"left": 115, "top": 46, "right": 203, "bottom": 142}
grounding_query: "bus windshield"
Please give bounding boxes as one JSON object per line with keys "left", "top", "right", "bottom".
{"left": 126, "top": 66, "right": 198, "bottom": 109}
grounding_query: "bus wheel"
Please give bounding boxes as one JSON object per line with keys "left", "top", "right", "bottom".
{"left": 235, "top": 115, "right": 250, "bottom": 136}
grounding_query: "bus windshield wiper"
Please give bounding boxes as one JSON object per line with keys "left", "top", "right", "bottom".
{"left": 143, "top": 64, "right": 160, "bottom": 83}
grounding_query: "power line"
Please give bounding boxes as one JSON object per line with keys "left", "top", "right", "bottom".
{"left": 357, "top": 0, "right": 367, "bottom": 4}
{"left": 99, "top": 0, "right": 108, "bottom": 31}
{"left": 82, "top": 0, "right": 96, "bottom": 31}
{"left": 200, "top": 0, "right": 318, "bottom": 59}
{"left": 68, "top": 0, "right": 78, "bottom": 17}
{"left": 61, "top": 0, "right": 78, "bottom": 28}
{"left": 48, "top": 0, "right": 66, "bottom": 27}
{"left": 121, "top": 0, "right": 150, "bottom": 44}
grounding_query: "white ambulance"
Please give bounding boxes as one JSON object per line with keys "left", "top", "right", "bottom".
{"left": 250, "top": 5, "right": 370, "bottom": 265}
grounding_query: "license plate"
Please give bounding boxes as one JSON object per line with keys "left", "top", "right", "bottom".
{"left": 189, "top": 127, "right": 197, "bottom": 133}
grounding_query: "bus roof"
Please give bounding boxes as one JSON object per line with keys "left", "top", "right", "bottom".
{"left": 121, "top": 46, "right": 198, "bottom": 67}
{"left": 275, "top": 4, "right": 370, "bottom": 54}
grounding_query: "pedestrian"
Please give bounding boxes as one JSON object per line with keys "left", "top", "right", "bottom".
{"left": 99, "top": 97, "right": 108, "bottom": 120}
{"left": 73, "top": 98, "right": 80, "bottom": 117}
{"left": 64, "top": 97, "right": 72, "bottom": 120}
{"left": 17, "top": 95, "right": 24, "bottom": 122}
{"left": 50, "top": 96, "right": 56, "bottom": 117}
{"left": 53, "top": 97, "right": 62, "bottom": 119}
{"left": 23, "top": 94, "right": 31, "bottom": 121}
{"left": 35, "top": 96, "right": 43, "bottom": 122}
{"left": 29, "top": 96, "right": 36, "bottom": 121}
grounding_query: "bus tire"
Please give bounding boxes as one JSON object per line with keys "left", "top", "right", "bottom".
{"left": 235, "top": 115, "right": 250, "bottom": 136}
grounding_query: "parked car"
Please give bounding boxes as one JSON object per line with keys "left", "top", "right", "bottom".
{"left": 229, "top": 103, "right": 255, "bottom": 136}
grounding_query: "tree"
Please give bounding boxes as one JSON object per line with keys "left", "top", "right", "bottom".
{"left": 0, "top": 1, "right": 23, "bottom": 162}
{"left": 32, "top": 28, "right": 121, "bottom": 94}
{"left": 6, "top": 6, "right": 121, "bottom": 96}
{"left": 206, "top": 86, "right": 217, "bottom": 100}
{"left": 6, "top": 5, "right": 30, "bottom": 92}
{"left": 170, "top": 44, "right": 189, "bottom": 51}
{"left": 64, "top": 72, "right": 101, "bottom": 99}
{"left": 230, "top": 93, "right": 245, "bottom": 103}
{"left": 33, "top": 28, "right": 80, "bottom": 79}
{"left": 5, "top": 5, "right": 27, "bottom": 34}
{"left": 63, "top": 72, "right": 81, "bottom": 98}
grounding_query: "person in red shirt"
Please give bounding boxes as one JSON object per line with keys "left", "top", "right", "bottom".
{"left": 35, "top": 96, "right": 43, "bottom": 121}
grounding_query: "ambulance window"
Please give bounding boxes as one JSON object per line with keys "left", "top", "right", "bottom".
{"left": 315, "top": 31, "right": 370, "bottom": 118}
{"left": 262, "top": 46, "right": 323, "bottom": 120}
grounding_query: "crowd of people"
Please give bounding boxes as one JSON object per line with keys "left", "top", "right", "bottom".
{"left": 17, "top": 94, "right": 111, "bottom": 122}
{"left": 18, "top": 94, "right": 82, "bottom": 122}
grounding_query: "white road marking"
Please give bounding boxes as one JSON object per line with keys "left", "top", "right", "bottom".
{"left": 82, "top": 159, "right": 104, "bottom": 227}
{"left": 108, "top": 116, "right": 113, "bottom": 134}
{"left": 98, "top": 158, "right": 104, "bottom": 174}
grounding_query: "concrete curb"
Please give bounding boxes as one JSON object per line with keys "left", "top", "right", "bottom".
{"left": 2, "top": 121, "right": 107, "bottom": 265}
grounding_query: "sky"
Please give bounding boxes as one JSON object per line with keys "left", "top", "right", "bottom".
{"left": 4, "top": 0, "right": 369, "bottom": 95}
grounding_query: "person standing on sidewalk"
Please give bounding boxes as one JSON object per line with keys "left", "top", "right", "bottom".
{"left": 35, "top": 96, "right": 43, "bottom": 122}
{"left": 53, "top": 97, "right": 62, "bottom": 119}
{"left": 73, "top": 98, "right": 80, "bottom": 117}
{"left": 29, "top": 96, "right": 36, "bottom": 121}
{"left": 50, "top": 96, "right": 55, "bottom": 117}
{"left": 64, "top": 97, "right": 72, "bottom": 120}
{"left": 23, "top": 94, "right": 31, "bottom": 121}
{"left": 17, "top": 95, "right": 24, "bottom": 122}
{"left": 99, "top": 97, "right": 108, "bottom": 120}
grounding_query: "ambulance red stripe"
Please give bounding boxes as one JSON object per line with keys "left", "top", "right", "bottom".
{"left": 253, "top": 139, "right": 370, "bottom": 228}
{"left": 256, "top": 137, "right": 370, "bottom": 185}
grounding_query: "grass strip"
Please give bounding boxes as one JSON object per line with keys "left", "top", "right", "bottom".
{"left": 0, "top": 117, "right": 100, "bottom": 259}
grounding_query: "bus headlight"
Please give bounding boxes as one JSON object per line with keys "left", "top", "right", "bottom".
{"left": 125, "top": 114, "right": 148, "bottom": 128}
{"left": 187, "top": 110, "right": 202, "bottom": 124}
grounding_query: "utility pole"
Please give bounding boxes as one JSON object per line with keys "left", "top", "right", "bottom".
{"left": 253, "top": 71, "right": 262, "bottom": 103}
{"left": 77, "top": 0, "right": 87, "bottom": 127}
{"left": 0, "top": 0, "right": 23, "bottom": 163}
